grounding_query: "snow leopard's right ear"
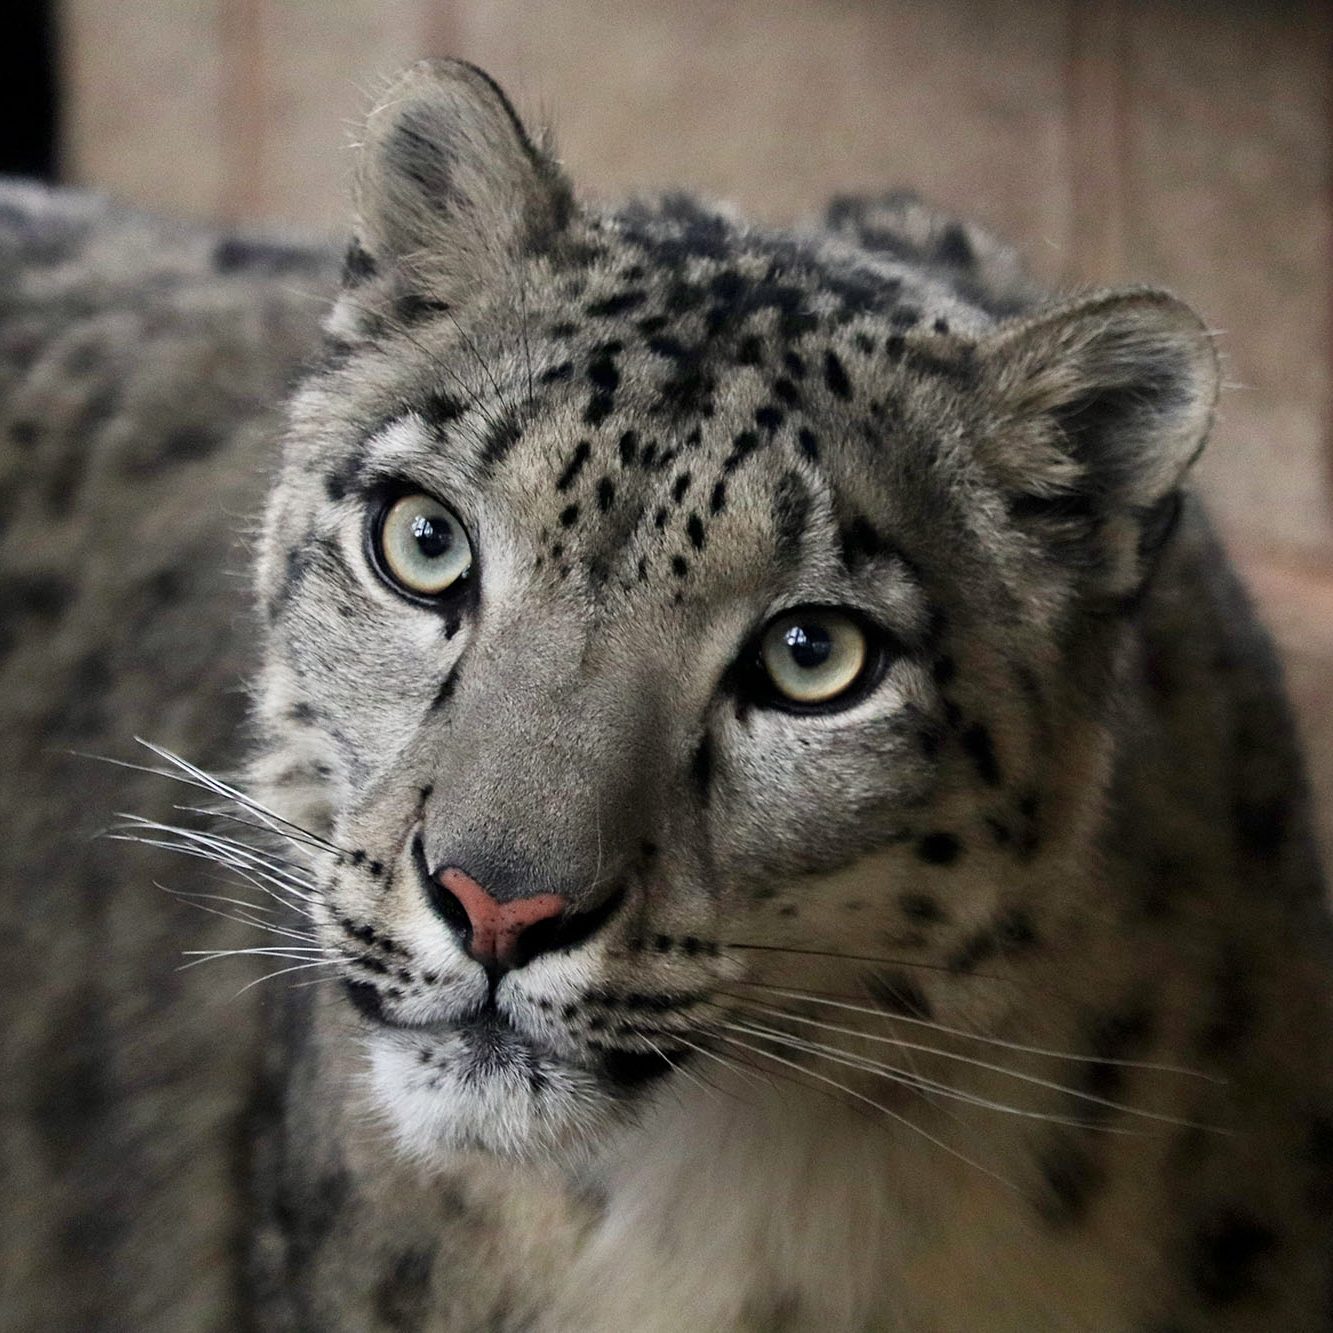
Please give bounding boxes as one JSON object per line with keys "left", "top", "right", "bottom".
{"left": 341, "top": 60, "right": 571, "bottom": 304}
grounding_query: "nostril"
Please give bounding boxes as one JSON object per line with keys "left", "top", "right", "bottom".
{"left": 438, "top": 866, "right": 567, "bottom": 969}
{"left": 412, "top": 837, "right": 627, "bottom": 972}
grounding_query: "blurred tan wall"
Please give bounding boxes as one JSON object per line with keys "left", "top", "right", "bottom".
{"left": 58, "top": 0, "right": 1333, "bottom": 856}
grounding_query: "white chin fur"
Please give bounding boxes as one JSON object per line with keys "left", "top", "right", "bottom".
{"left": 367, "top": 1032, "right": 622, "bottom": 1163}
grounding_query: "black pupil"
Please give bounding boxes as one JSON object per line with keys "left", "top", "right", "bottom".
{"left": 783, "top": 623, "right": 833, "bottom": 670}
{"left": 410, "top": 511, "right": 452, "bottom": 560}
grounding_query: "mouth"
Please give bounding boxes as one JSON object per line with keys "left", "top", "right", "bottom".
{"left": 347, "top": 978, "right": 678, "bottom": 1091}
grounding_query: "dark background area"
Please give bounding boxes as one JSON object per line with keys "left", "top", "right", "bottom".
{"left": 1, "top": 0, "right": 57, "bottom": 179}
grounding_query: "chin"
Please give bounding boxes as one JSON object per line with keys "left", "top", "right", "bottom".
{"left": 365, "top": 1019, "right": 674, "bottom": 1165}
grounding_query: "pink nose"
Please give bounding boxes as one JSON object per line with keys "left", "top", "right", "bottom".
{"left": 435, "top": 867, "right": 568, "bottom": 967}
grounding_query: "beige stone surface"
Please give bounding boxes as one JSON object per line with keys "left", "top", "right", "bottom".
{"left": 59, "top": 0, "right": 229, "bottom": 216}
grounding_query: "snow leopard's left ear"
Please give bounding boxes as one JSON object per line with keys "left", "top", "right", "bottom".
{"left": 979, "top": 288, "right": 1220, "bottom": 598}
{"left": 341, "top": 60, "right": 571, "bottom": 304}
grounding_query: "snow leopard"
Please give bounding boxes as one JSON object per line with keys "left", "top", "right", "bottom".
{"left": 3, "top": 59, "right": 1332, "bottom": 1331}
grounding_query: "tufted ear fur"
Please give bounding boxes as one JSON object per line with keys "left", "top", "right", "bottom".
{"left": 979, "top": 288, "right": 1220, "bottom": 600}
{"left": 344, "top": 60, "right": 571, "bottom": 304}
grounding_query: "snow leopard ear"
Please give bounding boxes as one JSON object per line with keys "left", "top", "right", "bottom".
{"left": 979, "top": 288, "right": 1220, "bottom": 598}
{"left": 344, "top": 60, "right": 571, "bottom": 300}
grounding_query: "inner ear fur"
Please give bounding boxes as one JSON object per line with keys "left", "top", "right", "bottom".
{"left": 981, "top": 287, "right": 1220, "bottom": 508}
{"left": 978, "top": 288, "right": 1220, "bottom": 596}
{"left": 349, "top": 59, "right": 571, "bottom": 299}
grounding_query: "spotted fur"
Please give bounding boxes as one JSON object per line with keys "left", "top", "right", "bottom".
{"left": 6, "top": 60, "right": 1333, "bottom": 1330}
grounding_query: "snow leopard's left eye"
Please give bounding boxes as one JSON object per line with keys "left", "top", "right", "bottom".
{"left": 371, "top": 492, "right": 473, "bottom": 600}
{"left": 756, "top": 607, "right": 872, "bottom": 708}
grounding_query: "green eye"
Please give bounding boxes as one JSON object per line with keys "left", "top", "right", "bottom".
{"left": 759, "top": 609, "right": 868, "bottom": 705}
{"left": 375, "top": 493, "right": 472, "bottom": 598}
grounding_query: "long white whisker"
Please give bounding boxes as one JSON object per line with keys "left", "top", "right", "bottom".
{"left": 671, "top": 1032, "right": 774, "bottom": 1094}
{"left": 154, "top": 882, "right": 318, "bottom": 943}
{"left": 724, "top": 1019, "right": 1140, "bottom": 1134}
{"left": 723, "top": 996, "right": 1219, "bottom": 1131}
{"left": 232, "top": 958, "right": 349, "bottom": 995}
{"left": 730, "top": 983, "right": 1221, "bottom": 1082}
{"left": 170, "top": 803, "right": 336, "bottom": 859}
{"left": 107, "top": 834, "right": 319, "bottom": 918}
{"left": 641, "top": 1036, "right": 720, "bottom": 1104}
{"left": 110, "top": 822, "right": 319, "bottom": 900}
{"left": 78, "top": 748, "right": 342, "bottom": 857}
{"left": 134, "top": 739, "right": 349, "bottom": 856}
{"left": 713, "top": 1031, "right": 1018, "bottom": 1193}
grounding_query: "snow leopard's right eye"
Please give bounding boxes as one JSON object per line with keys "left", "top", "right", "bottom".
{"left": 371, "top": 492, "right": 473, "bottom": 601}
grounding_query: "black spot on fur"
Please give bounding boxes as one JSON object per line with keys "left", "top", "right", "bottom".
{"left": 690, "top": 735, "right": 713, "bottom": 803}
{"left": 686, "top": 513, "right": 706, "bottom": 551}
{"left": 1189, "top": 1210, "right": 1276, "bottom": 1306}
{"left": 430, "top": 668, "right": 459, "bottom": 712}
{"left": 540, "top": 361, "right": 573, "bottom": 384}
{"left": 1080, "top": 1001, "right": 1153, "bottom": 1115}
{"left": 994, "top": 907, "right": 1039, "bottom": 952}
{"left": 587, "top": 290, "right": 647, "bottom": 317}
{"left": 342, "top": 979, "right": 387, "bottom": 1023}
{"left": 672, "top": 472, "right": 691, "bottom": 504}
{"left": 421, "top": 390, "right": 465, "bottom": 427}
{"left": 557, "top": 441, "right": 592, "bottom": 492}
{"left": 597, "top": 477, "right": 616, "bottom": 511}
{"left": 617, "top": 430, "right": 639, "bottom": 466}
{"left": 723, "top": 430, "right": 762, "bottom": 475}
{"left": 480, "top": 412, "right": 523, "bottom": 468}
{"left": 671, "top": 555, "right": 689, "bottom": 579}
{"left": 916, "top": 832, "right": 961, "bottom": 865}
{"left": 585, "top": 392, "right": 614, "bottom": 426}
{"left": 736, "top": 335, "right": 764, "bottom": 366}
{"left": 899, "top": 892, "right": 946, "bottom": 924}
{"left": 961, "top": 722, "right": 1001, "bottom": 786}
{"left": 373, "top": 1247, "right": 435, "bottom": 1331}
{"left": 599, "top": 1046, "right": 676, "bottom": 1088}
{"left": 0, "top": 573, "right": 72, "bottom": 657}
{"left": 588, "top": 351, "right": 620, "bottom": 394}
{"left": 824, "top": 349, "right": 852, "bottom": 399}
{"left": 341, "top": 238, "right": 377, "bottom": 284}
{"left": 796, "top": 427, "right": 819, "bottom": 461}
{"left": 323, "top": 455, "right": 362, "bottom": 502}
{"left": 709, "top": 480, "right": 727, "bottom": 515}
{"left": 947, "top": 929, "right": 997, "bottom": 975}
{"left": 754, "top": 403, "right": 784, "bottom": 432}
{"left": 559, "top": 503, "right": 580, "bottom": 529}
{"left": 839, "top": 516, "right": 888, "bottom": 570}
{"left": 9, "top": 419, "right": 40, "bottom": 449}
{"left": 935, "top": 223, "right": 975, "bottom": 269}
{"left": 1036, "top": 1136, "right": 1104, "bottom": 1226}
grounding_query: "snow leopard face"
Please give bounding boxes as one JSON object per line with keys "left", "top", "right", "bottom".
{"left": 252, "top": 61, "right": 1216, "bottom": 1161}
